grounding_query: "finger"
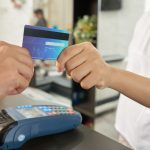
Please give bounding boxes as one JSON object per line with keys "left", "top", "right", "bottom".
{"left": 16, "top": 53, "right": 34, "bottom": 68}
{"left": 57, "top": 44, "right": 84, "bottom": 71}
{"left": 70, "top": 61, "right": 92, "bottom": 83}
{"left": 56, "top": 61, "right": 60, "bottom": 72}
{"left": 10, "top": 44, "right": 31, "bottom": 57}
{"left": 16, "top": 61, "right": 34, "bottom": 81}
{"left": 80, "top": 73, "right": 97, "bottom": 89}
{"left": 16, "top": 75, "right": 29, "bottom": 93}
{"left": 65, "top": 51, "right": 87, "bottom": 74}
{"left": 9, "top": 45, "right": 33, "bottom": 65}
{"left": 0, "top": 41, "right": 7, "bottom": 46}
{"left": 0, "top": 42, "right": 30, "bottom": 58}
{"left": 56, "top": 61, "right": 65, "bottom": 72}
{"left": 8, "top": 89, "right": 19, "bottom": 95}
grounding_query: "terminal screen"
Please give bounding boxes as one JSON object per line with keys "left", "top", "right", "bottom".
{"left": 17, "top": 108, "right": 46, "bottom": 119}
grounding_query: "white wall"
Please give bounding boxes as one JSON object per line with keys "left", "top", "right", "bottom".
{"left": 0, "top": 0, "right": 33, "bottom": 46}
{"left": 98, "top": 0, "right": 145, "bottom": 56}
{"left": 145, "top": 0, "right": 150, "bottom": 12}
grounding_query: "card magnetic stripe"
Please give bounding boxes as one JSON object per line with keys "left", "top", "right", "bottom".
{"left": 24, "top": 28, "right": 69, "bottom": 40}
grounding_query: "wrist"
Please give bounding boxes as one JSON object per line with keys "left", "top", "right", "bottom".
{"left": 103, "top": 64, "right": 113, "bottom": 88}
{"left": 106, "top": 66, "right": 120, "bottom": 89}
{"left": 96, "top": 64, "right": 114, "bottom": 89}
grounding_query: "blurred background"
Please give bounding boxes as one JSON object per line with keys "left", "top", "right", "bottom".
{"left": 0, "top": 0, "right": 149, "bottom": 142}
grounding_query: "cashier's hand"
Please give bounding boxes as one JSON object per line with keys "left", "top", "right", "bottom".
{"left": 57, "top": 42, "right": 111, "bottom": 89}
{"left": 0, "top": 41, "right": 34, "bottom": 98}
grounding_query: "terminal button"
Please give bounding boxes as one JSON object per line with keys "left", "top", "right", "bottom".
{"left": 17, "top": 134, "right": 26, "bottom": 142}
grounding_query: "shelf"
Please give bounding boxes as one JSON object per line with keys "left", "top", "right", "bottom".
{"left": 96, "top": 94, "right": 120, "bottom": 106}
{"left": 74, "top": 106, "right": 95, "bottom": 119}
{"left": 103, "top": 54, "right": 124, "bottom": 63}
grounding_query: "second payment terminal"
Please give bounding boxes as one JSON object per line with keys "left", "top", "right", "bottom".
{"left": 0, "top": 105, "right": 82, "bottom": 149}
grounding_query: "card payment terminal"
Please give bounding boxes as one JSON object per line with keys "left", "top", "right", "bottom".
{"left": 0, "top": 105, "right": 82, "bottom": 149}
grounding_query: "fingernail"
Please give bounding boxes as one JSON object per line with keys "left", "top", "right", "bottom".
{"left": 56, "top": 61, "right": 60, "bottom": 72}
{"left": 57, "top": 67, "right": 61, "bottom": 72}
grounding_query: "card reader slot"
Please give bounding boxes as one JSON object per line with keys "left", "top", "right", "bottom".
{"left": 0, "top": 111, "right": 10, "bottom": 125}
{"left": 1, "top": 110, "right": 13, "bottom": 120}
{"left": 0, "top": 113, "right": 7, "bottom": 124}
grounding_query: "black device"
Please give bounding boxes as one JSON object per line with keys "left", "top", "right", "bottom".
{"left": 0, "top": 105, "right": 82, "bottom": 149}
{"left": 101, "top": 0, "right": 122, "bottom": 11}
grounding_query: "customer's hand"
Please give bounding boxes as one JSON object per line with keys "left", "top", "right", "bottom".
{"left": 57, "top": 42, "right": 111, "bottom": 89}
{"left": 0, "top": 41, "right": 34, "bottom": 98}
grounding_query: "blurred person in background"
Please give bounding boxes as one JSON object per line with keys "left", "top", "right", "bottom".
{"left": 115, "top": 11, "right": 150, "bottom": 149}
{"left": 34, "top": 9, "right": 47, "bottom": 27}
{"left": 33, "top": 8, "right": 49, "bottom": 77}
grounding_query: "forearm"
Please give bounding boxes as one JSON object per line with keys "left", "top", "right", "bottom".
{"left": 108, "top": 66, "right": 150, "bottom": 107}
{"left": 57, "top": 42, "right": 150, "bottom": 107}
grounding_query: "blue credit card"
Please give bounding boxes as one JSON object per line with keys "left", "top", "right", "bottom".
{"left": 22, "top": 25, "right": 69, "bottom": 60}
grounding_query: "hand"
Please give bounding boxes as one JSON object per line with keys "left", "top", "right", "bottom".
{"left": 57, "top": 42, "right": 111, "bottom": 89}
{"left": 0, "top": 41, "right": 34, "bottom": 98}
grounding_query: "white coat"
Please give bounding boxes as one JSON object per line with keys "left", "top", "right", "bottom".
{"left": 115, "top": 11, "right": 150, "bottom": 150}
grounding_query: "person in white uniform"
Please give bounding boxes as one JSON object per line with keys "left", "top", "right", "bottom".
{"left": 115, "top": 11, "right": 150, "bottom": 149}
{"left": 57, "top": 19, "right": 150, "bottom": 149}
